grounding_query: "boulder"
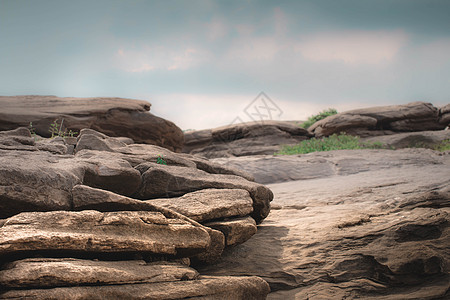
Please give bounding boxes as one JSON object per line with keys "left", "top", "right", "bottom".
{"left": 309, "top": 102, "right": 446, "bottom": 137}
{"left": 184, "top": 120, "right": 312, "bottom": 158}
{"left": 75, "top": 150, "right": 142, "bottom": 197}
{"left": 206, "top": 216, "right": 257, "bottom": 246}
{"left": 0, "top": 127, "right": 35, "bottom": 151}
{"left": 0, "top": 150, "right": 84, "bottom": 219}
{"left": 0, "top": 95, "right": 184, "bottom": 152}
{"left": 439, "top": 103, "right": 450, "bottom": 126}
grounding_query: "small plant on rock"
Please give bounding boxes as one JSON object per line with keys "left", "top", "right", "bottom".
{"left": 48, "top": 119, "right": 78, "bottom": 138}
{"left": 300, "top": 108, "right": 338, "bottom": 129}
{"left": 28, "top": 122, "right": 37, "bottom": 140}
{"left": 433, "top": 139, "right": 450, "bottom": 152}
{"left": 156, "top": 155, "right": 167, "bottom": 165}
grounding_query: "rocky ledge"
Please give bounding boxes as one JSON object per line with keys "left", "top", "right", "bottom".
{"left": 0, "top": 127, "right": 272, "bottom": 299}
{"left": 0, "top": 95, "right": 184, "bottom": 152}
{"left": 309, "top": 101, "right": 448, "bottom": 137}
{"left": 183, "top": 102, "right": 449, "bottom": 158}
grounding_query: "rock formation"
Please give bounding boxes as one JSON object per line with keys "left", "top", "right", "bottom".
{"left": 0, "top": 127, "right": 271, "bottom": 299}
{"left": 308, "top": 101, "right": 447, "bottom": 137}
{"left": 184, "top": 120, "right": 312, "bottom": 158}
{"left": 0, "top": 95, "right": 184, "bottom": 152}
{"left": 1, "top": 98, "right": 449, "bottom": 299}
{"left": 200, "top": 148, "right": 450, "bottom": 299}
{"left": 184, "top": 102, "right": 448, "bottom": 159}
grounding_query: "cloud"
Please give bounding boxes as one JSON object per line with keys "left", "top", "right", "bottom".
{"left": 225, "top": 36, "right": 284, "bottom": 62}
{"left": 207, "top": 19, "right": 229, "bottom": 40}
{"left": 296, "top": 30, "right": 408, "bottom": 64}
{"left": 115, "top": 46, "right": 210, "bottom": 72}
{"left": 273, "top": 7, "right": 288, "bottom": 35}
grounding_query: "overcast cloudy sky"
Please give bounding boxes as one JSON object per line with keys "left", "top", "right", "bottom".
{"left": 1, "top": 0, "right": 449, "bottom": 129}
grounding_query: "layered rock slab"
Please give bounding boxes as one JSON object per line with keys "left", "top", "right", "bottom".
{"left": 0, "top": 95, "right": 184, "bottom": 151}
{"left": 0, "top": 210, "right": 210, "bottom": 257}
{"left": 135, "top": 162, "right": 273, "bottom": 223}
{"left": 148, "top": 189, "right": 254, "bottom": 223}
{"left": 0, "top": 275, "right": 270, "bottom": 300}
{"left": 0, "top": 259, "right": 197, "bottom": 288}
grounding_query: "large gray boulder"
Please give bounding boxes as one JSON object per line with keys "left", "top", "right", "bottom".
{"left": 309, "top": 102, "right": 447, "bottom": 137}
{"left": 0, "top": 95, "right": 184, "bottom": 152}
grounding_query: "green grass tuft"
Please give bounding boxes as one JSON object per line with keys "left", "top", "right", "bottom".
{"left": 276, "top": 133, "right": 384, "bottom": 155}
{"left": 300, "top": 108, "right": 338, "bottom": 129}
{"left": 433, "top": 139, "right": 450, "bottom": 152}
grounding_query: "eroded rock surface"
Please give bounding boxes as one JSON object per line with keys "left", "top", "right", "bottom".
{"left": 199, "top": 149, "right": 450, "bottom": 299}
{"left": 0, "top": 95, "right": 184, "bottom": 151}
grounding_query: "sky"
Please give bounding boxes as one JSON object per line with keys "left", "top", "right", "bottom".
{"left": 1, "top": 0, "right": 450, "bottom": 130}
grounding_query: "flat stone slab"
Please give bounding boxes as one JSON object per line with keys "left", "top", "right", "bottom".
{"left": 0, "top": 258, "right": 197, "bottom": 288}
{"left": 212, "top": 148, "right": 448, "bottom": 184}
{"left": 0, "top": 275, "right": 270, "bottom": 300}
{"left": 0, "top": 210, "right": 210, "bottom": 257}
{"left": 148, "top": 189, "right": 254, "bottom": 223}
